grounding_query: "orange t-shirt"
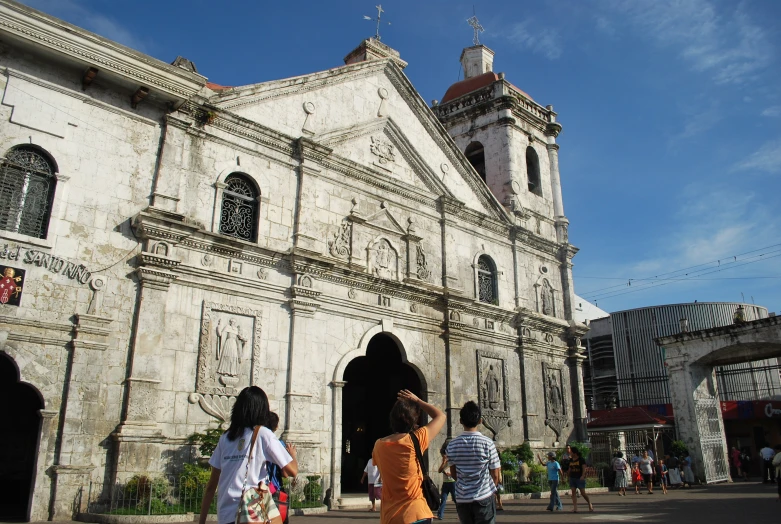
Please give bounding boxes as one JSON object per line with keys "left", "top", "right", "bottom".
{"left": 372, "top": 427, "right": 432, "bottom": 524}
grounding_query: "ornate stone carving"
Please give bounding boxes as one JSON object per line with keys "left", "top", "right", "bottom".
{"left": 329, "top": 221, "right": 351, "bottom": 260}
{"left": 544, "top": 332, "right": 554, "bottom": 344}
{"left": 370, "top": 238, "right": 398, "bottom": 280}
{"left": 202, "top": 254, "right": 213, "bottom": 267}
{"left": 196, "top": 302, "right": 262, "bottom": 398}
{"left": 477, "top": 350, "right": 511, "bottom": 440}
{"left": 257, "top": 267, "right": 268, "bottom": 280}
{"left": 473, "top": 317, "right": 480, "bottom": 327}
{"left": 347, "top": 288, "right": 357, "bottom": 299}
{"left": 188, "top": 392, "right": 235, "bottom": 424}
{"left": 370, "top": 135, "right": 395, "bottom": 165}
{"left": 229, "top": 260, "right": 243, "bottom": 275}
{"left": 378, "top": 295, "right": 391, "bottom": 307}
{"left": 409, "top": 303, "right": 418, "bottom": 313}
{"left": 541, "top": 279, "right": 555, "bottom": 316}
{"left": 415, "top": 244, "right": 431, "bottom": 280}
{"left": 542, "top": 362, "right": 570, "bottom": 439}
{"left": 522, "top": 327, "right": 532, "bottom": 338}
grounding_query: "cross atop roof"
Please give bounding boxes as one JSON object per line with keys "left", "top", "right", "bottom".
{"left": 364, "top": 4, "right": 391, "bottom": 41}
{"left": 467, "top": 15, "right": 484, "bottom": 46}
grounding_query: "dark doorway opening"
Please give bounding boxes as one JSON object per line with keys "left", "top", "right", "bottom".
{"left": 340, "top": 334, "right": 424, "bottom": 493}
{"left": 0, "top": 353, "right": 44, "bottom": 521}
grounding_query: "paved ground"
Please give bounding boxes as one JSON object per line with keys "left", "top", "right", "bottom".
{"left": 293, "top": 482, "right": 779, "bottom": 524}
{"left": 28, "top": 481, "right": 780, "bottom": 524}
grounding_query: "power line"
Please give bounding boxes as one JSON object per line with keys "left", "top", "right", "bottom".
{"left": 586, "top": 252, "right": 781, "bottom": 303}
{"left": 577, "top": 243, "right": 781, "bottom": 297}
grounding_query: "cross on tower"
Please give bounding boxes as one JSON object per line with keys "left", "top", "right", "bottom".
{"left": 467, "top": 15, "right": 484, "bottom": 46}
{"left": 363, "top": 4, "right": 391, "bottom": 41}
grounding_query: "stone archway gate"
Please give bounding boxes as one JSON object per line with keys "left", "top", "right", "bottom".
{"left": 656, "top": 316, "right": 781, "bottom": 483}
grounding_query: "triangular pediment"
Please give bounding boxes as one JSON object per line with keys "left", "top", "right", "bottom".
{"left": 363, "top": 204, "right": 407, "bottom": 236}
{"left": 207, "top": 59, "right": 512, "bottom": 224}
{"left": 315, "top": 117, "right": 451, "bottom": 196}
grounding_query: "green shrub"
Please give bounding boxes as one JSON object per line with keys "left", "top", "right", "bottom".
{"left": 517, "top": 485, "right": 540, "bottom": 493}
{"left": 514, "top": 442, "right": 534, "bottom": 464}
{"left": 180, "top": 463, "right": 211, "bottom": 492}
{"left": 187, "top": 427, "right": 223, "bottom": 457}
{"left": 124, "top": 475, "right": 170, "bottom": 501}
{"left": 529, "top": 463, "right": 546, "bottom": 477}
{"left": 500, "top": 450, "right": 519, "bottom": 473}
{"left": 566, "top": 442, "right": 591, "bottom": 460}
{"left": 671, "top": 440, "right": 688, "bottom": 457}
{"left": 304, "top": 475, "right": 322, "bottom": 503}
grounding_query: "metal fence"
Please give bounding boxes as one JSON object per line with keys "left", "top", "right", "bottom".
{"left": 82, "top": 474, "right": 325, "bottom": 516}
{"left": 501, "top": 470, "right": 605, "bottom": 495}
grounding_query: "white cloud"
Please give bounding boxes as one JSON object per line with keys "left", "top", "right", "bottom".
{"left": 504, "top": 21, "right": 563, "bottom": 60}
{"left": 733, "top": 139, "right": 781, "bottom": 174}
{"left": 20, "top": 0, "right": 148, "bottom": 52}
{"left": 761, "top": 106, "right": 781, "bottom": 117}
{"left": 604, "top": 0, "right": 772, "bottom": 85}
{"left": 672, "top": 101, "right": 722, "bottom": 141}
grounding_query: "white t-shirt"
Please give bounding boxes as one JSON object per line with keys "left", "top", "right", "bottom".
{"left": 209, "top": 427, "right": 293, "bottom": 524}
{"left": 364, "top": 458, "right": 382, "bottom": 486}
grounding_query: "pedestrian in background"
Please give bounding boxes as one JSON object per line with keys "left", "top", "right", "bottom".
{"left": 437, "top": 450, "right": 456, "bottom": 520}
{"left": 681, "top": 452, "right": 695, "bottom": 487}
{"left": 632, "top": 463, "right": 643, "bottom": 494}
{"left": 666, "top": 454, "right": 682, "bottom": 487}
{"left": 361, "top": 457, "right": 382, "bottom": 512}
{"left": 638, "top": 451, "right": 655, "bottom": 494}
{"left": 372, "top": 389, "right": 446, "bottom": 524}
{"left": 446, "top": 401, "right": 501, "bottom": 524}
{"left": 772, "top": 444, "right": 781, "bottom": 502}
{"left": 760, "top": 443, "right": 776, "bottom": 483}
{"left": 657, "top": 459, "right": 668, "bottom": 495}
{"left": 538, "top": 451, "right": 564, "bottom": 511}
{"left": 612, "top": 452, "right": 628, "bottom": 496}
{"left": 566, "top": 446, "right": 593, "bottom": 513}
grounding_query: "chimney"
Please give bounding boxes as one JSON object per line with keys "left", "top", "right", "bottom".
{"left": 460, "top": 45, "right": 494, "bottom": 79}
{"left": 344, "top": 38, "right": 408, "bottom": 70}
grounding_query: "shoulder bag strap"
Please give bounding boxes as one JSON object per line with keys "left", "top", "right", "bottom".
{"left": 241, "top": 426, "right": 262, "bottom": 492}
{"left": 408, "top": 431, "right": 425, "bottom": 476}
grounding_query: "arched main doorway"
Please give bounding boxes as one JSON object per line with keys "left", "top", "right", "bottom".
{"left": 0, "top": 353, "right": 44, "bottom": 521}
{"left": 340, "top": 334, "right": 424, "bottom": 493}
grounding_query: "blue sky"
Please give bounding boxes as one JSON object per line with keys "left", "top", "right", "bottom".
{"left": 20, "top": 0, "right": 781, "bottom": 314}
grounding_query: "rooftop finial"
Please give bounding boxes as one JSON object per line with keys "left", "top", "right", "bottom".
{"left": 467, "top": 10, "right": 484, "bottom": 46}
{"left": 363, "top": 4, "right": 390, "bottom": 41}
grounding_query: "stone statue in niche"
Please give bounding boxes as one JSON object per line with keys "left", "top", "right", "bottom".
{"left": 416, "top": 244, "right": 431, "bottom": 280}
{"left": 477, "top": 351, "right": 510, "bottom": 440}
{"left": 373, "top": 239, "right": 394, "bottom": 279}
{"left": 542, "top": 362, "right": 569, "bottom": 439}
{"left": 542, "top": 279, "right": 555, "bottom": 316}
{"left": 482, "top": 364, "right": 501, "bottom": 410}
{"left": 216, "top": 318, "right": 247, "bottom": 386}
{"left": 548, "top": 372, "right": 562, "bottom": 415}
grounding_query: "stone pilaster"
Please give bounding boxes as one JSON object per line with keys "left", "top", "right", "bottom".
{"left": 545, "top": 119, "right": 565, "bottom": 219}
{"left": 112, "top": 266, "right": 176, "bottom": 475}
{"left": 49, "top": 465, "right": 93, "bottom": 520}
{"left": 293, "top": 138, "right": 332, "bottom": 255}
{"left": 328, "top": 380, "right": 346, "bottom": 508}
{"left": 444, "top": 308, "right": 465, "bottom": 440}
{"left": 281, "top": 275, "right": 321, "bottom": 453}
{"left": 31, "top": 409, "right": 58, "bottom": 521}
{"left": 567, "top": 341, "right": 588, "bottom": 441}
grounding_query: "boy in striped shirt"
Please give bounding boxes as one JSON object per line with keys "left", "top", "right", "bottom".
{"left": 445, "top": 401, "right": 501, "bottom": 524}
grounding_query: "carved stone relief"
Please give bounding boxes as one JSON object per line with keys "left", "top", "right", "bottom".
{"left": 329, "top": 221, "right": 351, "bottom": 260}
{"left": 415, "top": 244, "right": 431, "bottom": 280}
{"left": 257, "top": 267, "right": 268, "bottom": 280}
{"left": 541, "top": 279, "right": 555, "bottom": 316}
{"left": 370, "top": 135, "right": 395, "bottom": 165}
{"left": 477, "top": 350, "right": 511, "bottom": 440}
{"left": 369, "top": 238, "right": 399, "bottom": 280}
{"left": 193, "top": 302, "right": 262, "bottom": 422}
{"left": 542, "top": 362, "right": 570, "bottom": 439}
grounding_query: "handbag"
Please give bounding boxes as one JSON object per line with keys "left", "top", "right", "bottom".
{"left": 268, "top": 483, "right": 289, "bottom": 524}
{"left": 409, "top": 430, "right": 441, "bottom": 512}
{"left": 235, "top": 426, "right": 283, "bottom": 524}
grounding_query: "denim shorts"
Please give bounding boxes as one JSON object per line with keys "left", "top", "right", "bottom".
{"left": 570, "top": 477, "right": 586, "bottom": 490}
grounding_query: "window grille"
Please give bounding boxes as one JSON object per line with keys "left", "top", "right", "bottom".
{"left": 0, "top": 147, "right": 56, "bottom": 239}
{"left": 477, "top": 255, "right": 496, "bottom": 304}
{"left": 219, "top": 174, "right": 258, "bottom": 241}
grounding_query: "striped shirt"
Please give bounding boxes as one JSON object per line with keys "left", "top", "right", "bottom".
{"left": 445, "top": 431, "right": 500, "bottom": 503}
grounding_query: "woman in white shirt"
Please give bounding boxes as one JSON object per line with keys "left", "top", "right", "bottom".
{"left": 199, "top": 386, "right": 298, "bottom": 524}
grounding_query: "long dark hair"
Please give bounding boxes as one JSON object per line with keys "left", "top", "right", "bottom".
{"left": 227, "top": 386, "right": 270, "bottom": 441}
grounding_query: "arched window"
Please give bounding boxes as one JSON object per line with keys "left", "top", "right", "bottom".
{"left": 464, "top": 141, "right": 487, "bottom": 183}
{"left": 219, "top": 173, "right": 259, "bottom": 242}
{"left": 0, "top": 146, "right": 57, "bottom": 239}
{"left": 477, "top": 255, "right": 497, "bottom": 304}
{"left": 526, "top": 146, "right": 542, "bottom": 196}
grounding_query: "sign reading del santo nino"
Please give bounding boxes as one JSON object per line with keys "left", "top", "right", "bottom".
{"left": 0, "top": 244, "right": 93, "bottom": 285}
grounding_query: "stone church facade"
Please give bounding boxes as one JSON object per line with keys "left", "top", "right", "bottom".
{"left": 0, "top": 1, "right": 587, "bottom": 520}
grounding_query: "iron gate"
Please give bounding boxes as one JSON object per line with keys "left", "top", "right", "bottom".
{"left": 694, "top": 398, "right": 729, "bottom": 483}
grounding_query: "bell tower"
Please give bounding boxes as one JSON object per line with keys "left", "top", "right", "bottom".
{"left": 433, "top": 47, "right": 568, "bottom": 246}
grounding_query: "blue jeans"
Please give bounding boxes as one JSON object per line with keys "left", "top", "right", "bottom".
{"left": 438, "top": 482, "right": 456, "bottom": 519}
{"left": 455, "top": 495, "right": 496, "bottom": 524}
{"left": 547, "top": 480, "right": 563, "bottom": 510}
